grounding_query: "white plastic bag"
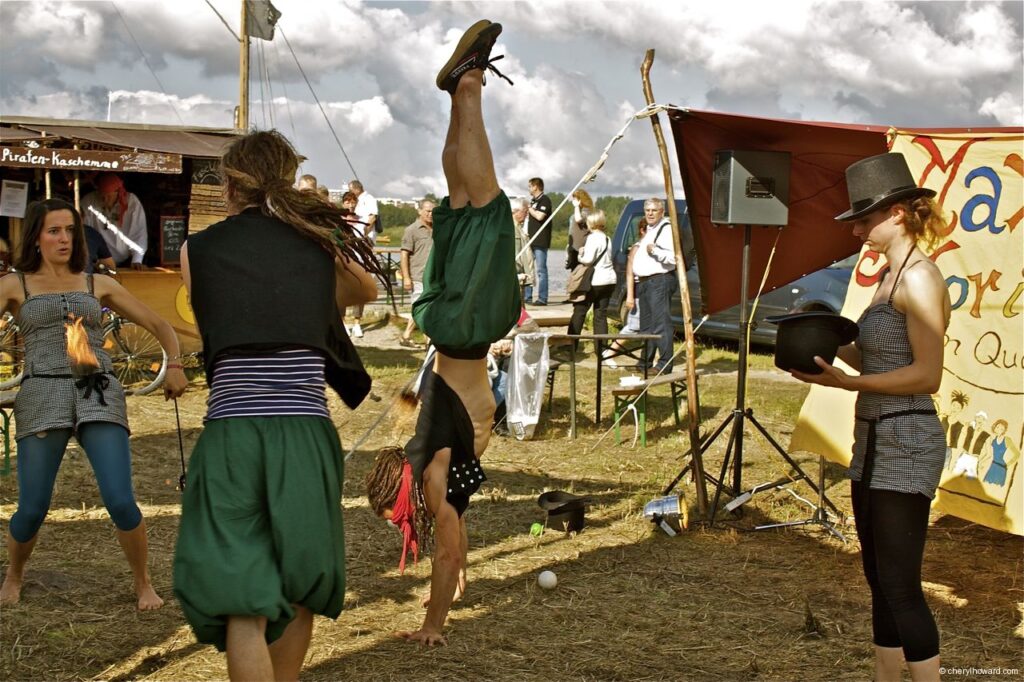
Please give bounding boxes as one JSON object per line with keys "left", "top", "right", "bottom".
{"left": 506, "top": 332, "right": 550, "bottom": 440}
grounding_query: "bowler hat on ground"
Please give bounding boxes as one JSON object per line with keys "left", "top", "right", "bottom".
{"left": 835, "top": 152, "right": 936, "bottom": 222}
{"left": 766, "top": 312, "right": 859, "bottom": 374}
{"left": 538, "top": 491, "right": 589, "bottom": 533}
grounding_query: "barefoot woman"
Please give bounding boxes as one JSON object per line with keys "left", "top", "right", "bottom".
{"left": 365, "top": 19, "right": 520, "bottom": 646}
{"left": 792, "top": 153, "right": 949, "bottom": 681}
{"left": 0, "top": 198, "right": 188, "bottom": 610}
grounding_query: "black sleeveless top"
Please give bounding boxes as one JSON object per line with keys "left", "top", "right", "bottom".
{"left": 186, "top": 207, "right": 370, "bottom": 409}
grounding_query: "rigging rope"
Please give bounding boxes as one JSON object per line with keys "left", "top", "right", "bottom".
{"left": 110, "top": 2, "right": 184, "bottom": 125}
{"left": 278, "top": 27, "right": 360, "bottom": 181}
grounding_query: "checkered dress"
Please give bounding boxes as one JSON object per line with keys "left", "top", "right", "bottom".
{"left": 12, "top": 274, "right": 129, "bottom": 439}
{"left": 849, "top": 262, "right": 945, "bottom": 499}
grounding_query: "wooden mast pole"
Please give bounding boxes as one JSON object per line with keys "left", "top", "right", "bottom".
{"left": 238, "top": 0, "right": 250, "bottom": 130}
{"left": 639, "top": 49, "right": 708, "bottom": 518}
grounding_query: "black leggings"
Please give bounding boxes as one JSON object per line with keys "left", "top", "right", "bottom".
{"left": 850, "top": 480, "right": 939, "bottom": 662}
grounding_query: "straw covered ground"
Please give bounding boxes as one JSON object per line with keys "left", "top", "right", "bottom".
{"left": 1, "top": 320, "right": 1021, "bottom": 681}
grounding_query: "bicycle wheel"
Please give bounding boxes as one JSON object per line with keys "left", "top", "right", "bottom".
{"left": 0, "top": 314, "right": 24, "bottom": 390}
{"left": 103, "top": 320, "right": 167, "bottom": 395}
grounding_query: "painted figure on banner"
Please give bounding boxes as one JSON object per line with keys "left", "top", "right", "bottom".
{"left": 792, "top": 130, "right": 1024, "bottom": 535}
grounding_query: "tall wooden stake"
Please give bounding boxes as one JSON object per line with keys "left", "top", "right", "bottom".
{"left": 237, "top": 0, "right": 250, "bottom": 131}
{"left": 640, "top": 49, "right": 708, "bottom": 517}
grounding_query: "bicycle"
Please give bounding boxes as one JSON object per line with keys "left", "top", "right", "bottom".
{"left": 0, "top": 286, "right": 168, "bottom": 396}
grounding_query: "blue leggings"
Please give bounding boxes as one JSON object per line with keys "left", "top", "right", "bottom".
{"left": 10, "top": 423, "right": 141, "bottom": 543}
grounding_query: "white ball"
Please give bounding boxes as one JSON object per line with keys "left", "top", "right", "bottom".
{"left": 538, "top": 570, "right": 557, "bottom": 590}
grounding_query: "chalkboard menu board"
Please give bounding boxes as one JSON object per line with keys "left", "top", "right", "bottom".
{"left": 160, "top": 215, "right": 186, "bottom": 265}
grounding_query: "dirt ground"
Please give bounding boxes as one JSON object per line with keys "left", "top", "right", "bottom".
{"left": 1, "top": 316, "right": 1021, "bottom": 681}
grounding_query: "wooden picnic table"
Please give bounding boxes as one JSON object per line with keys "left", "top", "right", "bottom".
{"left": 546, "top": 333, "right": 661, "bottom": 439}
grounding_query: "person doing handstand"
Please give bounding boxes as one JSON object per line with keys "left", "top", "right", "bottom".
{"left": 365, "top": 19, "right": 518, "bottom": 646}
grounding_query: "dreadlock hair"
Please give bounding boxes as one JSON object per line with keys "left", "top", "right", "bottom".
{"left": 366, "top": 446, "right": 433, "bottom": 547}
{"left": 219, "top": 129, "right": 391, "bottom": 295}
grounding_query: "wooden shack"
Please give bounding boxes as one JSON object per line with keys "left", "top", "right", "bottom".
{"left": 0, "top": 116, "right": 239, "bottom": 349}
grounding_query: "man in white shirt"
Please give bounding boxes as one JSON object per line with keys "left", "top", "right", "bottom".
{"left": 349, "top": 180, "right": 378, "bottom": 243}
{"left": 81, "top": 174, "right": 148, "bottom": 270}
{"left": 630, "top": 198, "right": 677, "bottom": 371}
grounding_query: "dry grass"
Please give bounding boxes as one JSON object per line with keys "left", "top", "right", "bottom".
{"left": 1, "top": 331, "right": 1021, "bottom": 681}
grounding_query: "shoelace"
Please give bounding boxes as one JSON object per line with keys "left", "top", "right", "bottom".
{"left": 483, "top": 54, "right": 514, "bottom": 87}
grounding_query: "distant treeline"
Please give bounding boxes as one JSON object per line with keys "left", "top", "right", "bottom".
{"left": 377, "top": 192, "right": 634, "bottom": 250}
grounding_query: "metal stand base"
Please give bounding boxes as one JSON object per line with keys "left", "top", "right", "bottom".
{"left": 753, "top": 454, "right": 846, "bottom": 541}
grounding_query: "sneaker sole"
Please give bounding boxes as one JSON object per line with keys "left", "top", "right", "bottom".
{"left": 436, "top": 19, "right": 501, "bottom": 91}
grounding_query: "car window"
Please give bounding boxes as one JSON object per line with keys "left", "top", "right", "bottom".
{"left": 617, "top": 213, "right": 646, "bottom": 257}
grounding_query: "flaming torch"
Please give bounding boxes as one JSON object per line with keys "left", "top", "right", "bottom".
{"left": 65, "top": 314, "right": 100, "bottom": 377}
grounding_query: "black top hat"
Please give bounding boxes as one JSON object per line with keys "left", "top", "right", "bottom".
{"left": 766, "top": 312, "right": 859, "bottom": 374}
{"left": 835, "top": 152, "right": 936, "bottom": 222}
{"left": 538, "top": 491, "right": 589, "bottom": 533}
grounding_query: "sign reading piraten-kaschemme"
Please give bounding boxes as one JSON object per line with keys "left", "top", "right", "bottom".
{"left": 0, "top": 146, "right": 182, "bottom": 174}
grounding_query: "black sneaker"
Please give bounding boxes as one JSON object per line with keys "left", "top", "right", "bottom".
{"left": 436, "top": 20, "right": 513, "bottom": 94}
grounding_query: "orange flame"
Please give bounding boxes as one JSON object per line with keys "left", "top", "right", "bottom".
{"left": 65, "top": 314, "right": 99, "bottom": 373}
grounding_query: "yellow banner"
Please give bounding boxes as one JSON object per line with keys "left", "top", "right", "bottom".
{"left": 791, "top": 130, "right": 1024, "bottom": 535}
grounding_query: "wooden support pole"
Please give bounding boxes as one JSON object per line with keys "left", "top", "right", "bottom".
{"left": 639, "top": 49, "right": 708, "bottom": 518}
{"left": 238, "top": 0, "right": 250, "bottom": 131}
{"left": 73, "top": 144, "right": 80, "bottom": 211}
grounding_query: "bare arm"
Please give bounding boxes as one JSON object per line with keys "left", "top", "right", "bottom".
{"left": 397, "top": 449, "right": 461, "bottom": 646}
{"left": 400, "top": 250, "right": 413, "bottom": 291}
{"left": 624, "top": 245, "right": 638, "bottom": 308}
{"left": 335, "top": 255, "right": 378, "bottom": 309}
{"left": 94, "top": 274, "right": 188, "bottom": 399}
{"left": 794, "top": 264, "right": 949, "bottom": 394}
{"left": 0, "top": 274, "right": 21, "bottom": 316}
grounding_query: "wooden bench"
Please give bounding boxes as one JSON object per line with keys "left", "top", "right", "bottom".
{"left": 1, "top": 390, "right": 15, "bottom": 477}
{"left": 611, "top": 371, "right": 701, "bottom": 447}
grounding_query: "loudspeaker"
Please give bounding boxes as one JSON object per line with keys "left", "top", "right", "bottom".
{"left": 711, "top": 150, "right": 791, "bottom": 226}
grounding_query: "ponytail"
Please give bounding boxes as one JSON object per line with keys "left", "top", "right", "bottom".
{"left": 895, "top": 196, "right": 947, "bottom": 251}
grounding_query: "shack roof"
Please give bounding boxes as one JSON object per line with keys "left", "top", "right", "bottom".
{"left": 0, "top": 116, "right": 238, "bottom": 158}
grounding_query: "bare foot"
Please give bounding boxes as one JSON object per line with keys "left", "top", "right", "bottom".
{"left": 136, "top": 583, "right": 164, "bottom": 611}
{"left": 394, "top": 628, "right": 446, "bottom": 646}
{"left": 0, "top": 573, "right": 22, "bottom": 605}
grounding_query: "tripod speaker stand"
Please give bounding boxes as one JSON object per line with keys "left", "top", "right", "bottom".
{"left": 704, "top": 224, "right": 844, "bottom": 530}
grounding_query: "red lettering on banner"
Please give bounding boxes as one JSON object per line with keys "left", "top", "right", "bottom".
{"left": 911, "top": 136, "right": 985, "bottom": 238}
{"left": 1004, "top": 153, "right": 1023, "bottom": 233}
{"left": 966, "top": 270, "right": 1002, "bottom": 318}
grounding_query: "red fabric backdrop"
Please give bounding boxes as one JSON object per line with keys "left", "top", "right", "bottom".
{"left": 668, "top": 109, "right": 888, "bottom": 314}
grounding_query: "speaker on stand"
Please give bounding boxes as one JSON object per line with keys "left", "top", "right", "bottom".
{"left": 670, "top": 150, "right": 842, "bottom": 532}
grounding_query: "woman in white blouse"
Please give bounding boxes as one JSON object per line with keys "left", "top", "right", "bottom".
{"left": 566, "top": 210, "right": 617, "bottom": 343}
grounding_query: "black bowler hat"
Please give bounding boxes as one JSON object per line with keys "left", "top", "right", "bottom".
{"left": 766, "top": 312, "right": 859, "bottom": 374}
{"left": 538, "top": 491, "right": 589, "bottom": 533}
{"left": 835, "top": 152, "right": 936, "bottom": 221}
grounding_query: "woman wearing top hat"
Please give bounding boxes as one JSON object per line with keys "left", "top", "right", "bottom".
{"left": 792, "top": 152, "right": 949, "bottom": 681}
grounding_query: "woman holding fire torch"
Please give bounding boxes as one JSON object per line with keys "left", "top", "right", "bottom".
{"left": 791, "top": 153, "right": 949, "bottom": 681}
{"left": 0, "top": 198, "right": 188, "bottom": 610}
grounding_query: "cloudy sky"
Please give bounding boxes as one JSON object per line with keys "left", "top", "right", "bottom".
{"left": 1, "top": 0, "right": 1021, "bottom": 199}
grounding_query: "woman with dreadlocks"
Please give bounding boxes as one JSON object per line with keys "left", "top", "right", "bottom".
{"left": 172, "top": 129, "right": 387, "bottom": 681}
{"left": 365, "top": 19, "right": 519, "bottom": 647}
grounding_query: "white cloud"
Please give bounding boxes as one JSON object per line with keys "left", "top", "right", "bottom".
{"left": 979, "top": 92, "right": 1024, "bottom": 127}
{"left": 1, "top": 0, "right": 1020, "bottom": 197}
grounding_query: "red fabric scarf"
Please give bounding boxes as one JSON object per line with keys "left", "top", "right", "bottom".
{"left": 96, "top": 174, "right": 129, "bottom": 227}
{"left": 391, "top": 460, "right": 419, "bottom": 573}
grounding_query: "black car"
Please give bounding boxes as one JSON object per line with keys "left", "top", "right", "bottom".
{"left": 609, "top": 199, "right": 854, "bottom": 345}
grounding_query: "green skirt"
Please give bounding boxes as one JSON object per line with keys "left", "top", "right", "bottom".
{"left": 413, "top": 190, "right": 522, "bottom": 351}
{"left": 173, "top": 416, "right": 345, "bottom": 651}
